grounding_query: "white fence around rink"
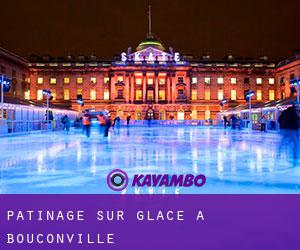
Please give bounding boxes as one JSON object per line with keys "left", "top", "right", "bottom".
{"left": 0, "top": 102, "right": 79, "bottom": 135}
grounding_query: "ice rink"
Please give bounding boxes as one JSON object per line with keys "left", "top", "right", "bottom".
{"left": 0, "top": 126, "right": 299, "bottom": 194}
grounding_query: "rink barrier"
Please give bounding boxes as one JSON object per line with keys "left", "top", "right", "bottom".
{"left": 2, "top": 120, "right": 73, "bottom": 134}
{"left": 122, "top": 120, "right": 216, "bottom": 126}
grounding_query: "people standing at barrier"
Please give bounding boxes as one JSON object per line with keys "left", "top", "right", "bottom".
{"left": 82, "top": 110, "right": 91, "bottom": 138}
{"left": 260, "top": 115, "right": 267, "bottom": 132}
{"left": 104, "top": 114, "right": 112, "bottom": 137}
{"left": 126, "top": 115, "right": 131, "bottom": 127}
{"left": 278, "top": 105, "right": 300, "bottom": 158}
{"left": 97, "top": 113, "right": 106, "bottom": 134}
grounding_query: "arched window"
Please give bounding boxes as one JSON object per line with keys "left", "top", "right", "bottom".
{"left": 135, "top": 110, "right": 142, "bottom": 120}
{"left": 191, "top": 110, "right": 197, "bottom": 120}
{"left": 177, "top": 110, "right": 184, "bottom": 120}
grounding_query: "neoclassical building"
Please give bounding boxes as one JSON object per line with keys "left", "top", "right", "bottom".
{"left": 27, "top": 35, "right": 282, "bottom": 121}
{"left": 1, "top": 37, "right": 300, "bottom": 121}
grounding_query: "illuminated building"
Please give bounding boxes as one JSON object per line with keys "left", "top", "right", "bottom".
{"left": 1, "top": 6, "right": 300, "bottom": 121}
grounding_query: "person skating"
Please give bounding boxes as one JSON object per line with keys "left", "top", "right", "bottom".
{"left": 97, "top": 113, "right": 106, "bottom": 134}
{"left": 126, "top": 115, "right": 131, "bottom": 127}
{"left": 261, "top": 115, "right": 267, "bottom": 132}
{"left": 104, "top": 114, "right": 112, "bottom": 137}
{"left": 82, "top": 110, "right": 92, "bottom": 138}
{"left": 223, "top": 116, "right": 228, "bottom": 129}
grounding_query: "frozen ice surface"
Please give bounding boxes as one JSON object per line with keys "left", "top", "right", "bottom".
{"left": 0, "top": 126, "right": 299, "bottom": 194}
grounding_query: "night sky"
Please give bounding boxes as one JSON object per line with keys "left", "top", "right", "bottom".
{"left": 1, "top": 0, "right": 300, "bottom": 61}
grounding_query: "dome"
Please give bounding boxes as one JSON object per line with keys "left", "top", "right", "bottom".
{"left": 136, "top": 38, "right": 166, "bottom": 51}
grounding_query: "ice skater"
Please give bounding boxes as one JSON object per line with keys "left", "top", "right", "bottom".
{"left": 97, "top": 113, "right": 106, "bottom": 135}
{"left": 223, "top": 116, "right": 228, "bottom": 129}
{"left": 113, "top": 116, "right": 121, "bottom": 134}
{"left": 260, "top": 115, "right": 267, "bottom": 132}
{"left": 126, "top": 115, "right": 131, "bottom": 127}
{"left": 82, "top": 110, "right": 92, "bottom": 138}
{"left": 104, "top": 114, "right": 112, "bottom": 137}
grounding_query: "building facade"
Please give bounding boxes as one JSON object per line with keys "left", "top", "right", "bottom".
{"left": 0, "top": 48, "right": 30, "bottom": 99}
{"left": 1, "top": 38, "right": 300, "bottom": 121}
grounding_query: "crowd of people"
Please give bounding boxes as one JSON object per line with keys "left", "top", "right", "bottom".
{"left": 223, "top": 105, "right": 300, "bottom": 134}
{"left": 79, "top": 110, "right": 128, "bottom": 138}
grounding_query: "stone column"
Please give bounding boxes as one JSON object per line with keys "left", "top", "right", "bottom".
{"left": 186, "top": 75, "right": 191, "bottom": 102}
{"left": 130, "top": 74, "right": 134, "bottom": 103}
{"left": 172, "top": 76, "right": 176, "bottom": 103}
{"left": 143, "top": 73, "right": 147, "bottom": 102}
{"left": 155, "top": 73, "right": 159, "bottom": 103}
{"left": 167, "top": 75, "right": 171, "bottom": 103}
{"left": 125, "top": 74, "right": 130, "bottom": 103}
{"left": 110, "top": 74, "right": 115, "bottom": 102}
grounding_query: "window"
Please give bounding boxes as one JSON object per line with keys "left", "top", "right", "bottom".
{"left": 269, "top": 78, "right": 275, "bottom": 85}
{"left": 77, "top": 89, "right": 83, "bottom": 95}
{"left": 147, "top": 78, "right": 153, "bottom": 85}
{"left": 77, "top": 77, "right": 83, "bottom": 84}
{"left": 90, "top": 77, "right": 97, "bottom": 84}
{"left": 205, "top": 90, "right": 210, "bottom": 100}
{"left": 37, "top": 90, "right": 43, "bottom": 100}
{"left": 136, "top": 90, "right": 142, "bottom": 100}
{"left": 51, "top": 90, "right": 56, "bottom": 100}
{"left": 104, "top": 77, "right": 110, "bottom": 84}
{"left": 205, "top": 110, "right": 210, "bottom": 120}
{"left": 280, "top": 77, "right": 285, "bottom": 85}
{"left": 117, "top": 89, "right": 123, "bottom": 99}
{"left": 178, "top": 89, "right": 184, "bottom": 95}
{"left": 204, "top": 77, "right": 211, "bottom": 84}
{"left": 231, "top": 78, "right": 237, "bottom": 84}
{"left": 90, "top": 90, "right": 96, "bottom": 100}
{"left": 257, "top": 90, "right": 262, "bottom": 101}
{"left": 117, "top": 76, "right": 123, "bottom": 82}
{"left": 24, "top": 90, "right": 30, "bottom": 100}
{"left": 104, "top": 89, "right": 110, "bottom": 100}
{"left": 177, "top": 110, "right": 185, "bottom": 120}
{"left": 231, "top": 90, "right": 237, "bottom": 100}
{"left": 191, "top": 110, "right": 197, "bottom": 120}
{"left": 159, "top": 78, "right": 165, "bottom": 85}
{"left": 50, "top": 78, "right": 56, "bottom": 84}
{"left": 178, "top": 77, "right": 184, "bottom": 83}
{"left": 218, "top": 89, "right": 223, "bottom": 100}
{"left": 37, "top": 77, "right": 43, "bottom": 84}
{"left": 217, "top": 77, "right": 224, "bottom": 84}
{"left": 269, "top": 90, "right": 275, "bottom": 101}
{"left": 192, "top": 90, "right": 197, "bottom": 100}
{"left": 256, "top": 78, "right": 262, "bottom": 84}
{"left": 147, "top": 90, "right": 154, "bottom": 100}
{"left": 244, "top": 77, "right": 250, "bottom": 84}
{"left": 191, "top": 77, "right": 197, "bottom": 84}
{"left": 159, "top": 90, "right": 165, "bottom": 100}
{"left": 136, "top": 78, "right": 142, "bottom": 85}
{"left": 64, "top": 89, "right": 70, "bottom": 100}
{"left": 64, "top": 77, "right": 70, "bottom": 84}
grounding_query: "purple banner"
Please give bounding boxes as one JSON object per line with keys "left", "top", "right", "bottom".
{"left": 0, "top": 195, "right": 299, "bottom": 249}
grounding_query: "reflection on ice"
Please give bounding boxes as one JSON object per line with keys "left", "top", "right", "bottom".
{"left": 0, "top": 126, "right": 299, "bottom": 194}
